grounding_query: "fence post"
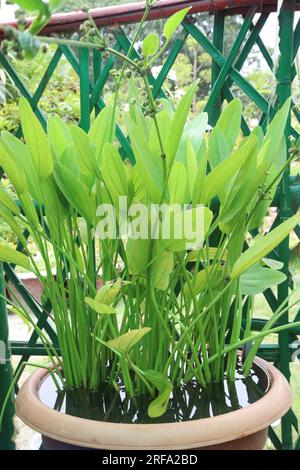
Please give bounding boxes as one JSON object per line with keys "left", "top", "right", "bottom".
{"left": 276, "top": 0, "right": 295, "bottom": 450}
{"left": 0, "top": 262, "right": 15, "bottom": 450}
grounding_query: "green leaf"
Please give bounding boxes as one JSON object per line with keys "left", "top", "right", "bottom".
{"left": 176, "top": 112, "right": 208, "bottom": 164}
{"left": 262, "top": 258, "right": 284, "bottom": 270}
{"left": 54, "top": 161, "right": 94, "bottom": 223}
{"left": 0, "top": 141, "right": 27, "bottom": 195}
{"left": 0, "top": 243, "right": 32, "bottom": 271}
{"left": 163, "top": 7, "right": 190, "bottom": 41}
{"left": 207, "top": 127, "right": 231, "bottom": 168}
{"left": 168, "top": 162, "right": 187, "bottom": 204}
{"left": 19, "top": 98, "right": 53, "bottom": 179}
{"left": 95, "top": 278, "right": 122, "bottom": 306}
{"left": 151, "top": 243, "right": 173, "bottom": 290}
{"left": 231, "top": 212, "right": 300, "bottom": 279}
{"left": 102, "top": 143, "right": 133, "bottom": 204}
{"left": 12, "top": 0, "right": 48, "bottom": 14}
{"left": 166, "top": 82, "right": 198, "bottom": 167}
{"left": 263, "top": 97, "right": 291, "bottom": 168}
{"left": 106, "top": 328, "right": 151, "bottom": 354}
{"left": 70, "top": 125, "right": 99, "bottom": 177}
{"left": 142, "top": 33, "right": 160, "bottom": 57}
{"left": 240, "top": 265, "right": 286, "bottom": 295}
{"left": 0, "top": 185, "right": 20, "bottom": 215}
{"left": 144, "top": 370, "right": 173, "bottom": 418}
{"left": 125, "top": 117, "right": 163, "bottom": 203}
{"left": 88, "top": 105, "right": 115, "bottom": 163}
{"left": 213, "top": 98, "right": 242, "bottom": 150}
{"left": 48, "top": 115, "right": 73, "bottom": 159}
{"left": 85, "top": 298, "right": 117, "bottom": 315}
{"left": 161, "top": 206, "right": 213, "bottom": 252}
{"left": 127, "top": 236, "right": 151, "bottom": 276}
{"left": 202, "top": 135, "right": 258, "bottom": 204}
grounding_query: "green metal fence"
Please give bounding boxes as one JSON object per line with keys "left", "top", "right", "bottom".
{"left": 0, "top": 0, "right": 300, "bottom": 450}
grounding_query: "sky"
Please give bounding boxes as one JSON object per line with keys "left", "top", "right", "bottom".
{"left": 0, "top": 1, "right": 299, "bottom": 51}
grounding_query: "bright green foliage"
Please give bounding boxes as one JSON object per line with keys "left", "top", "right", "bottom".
{"left": 0, "top": 76, "right": 298, "bottom": 418}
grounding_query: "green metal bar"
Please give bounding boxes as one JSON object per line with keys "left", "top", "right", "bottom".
{"left": 11, "top": 342, "right": 60, "bottom": 356}
{"left": 152, "top": 30, "right": 188, "bottom": 99}
{"left": 210, "top": 11, "right": 225, "bottom": 125}
{"left": 229, "top": 13, "right": 270, "bottom": 82}
{"left": 90, "top": 42, "right": 123, "bottom": 112}
{"left": 60, "top": 44, "right": 134, "bottom": 161}
{"left": 275, "top": 0, "right": 295, "bottom": 450}
{"left": 79, "top": 47, "right": 91, "bottom": 132}
{"left": 0, "top": 262, "right": 15, "bottom": 450}
{"left": 183, "top": 19, "right": 270, "bottom": 114}
{"left": 14, "top": 47, "right": 63, "bottom": 138}
{"left": 93, "top": 49, "right": 102, "bottom": 117}
{"left": 204, "top": 7, "right": 256, "bottom": 116}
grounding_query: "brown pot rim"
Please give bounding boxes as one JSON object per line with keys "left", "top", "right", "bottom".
{"left": 16, "top": 356, "right": 292, "bottom": 450}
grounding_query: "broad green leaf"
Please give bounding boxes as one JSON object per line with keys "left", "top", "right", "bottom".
{"left": 147, "top": 372, "right": 173, "bottom": 418}
{"left": 0, "top": 132, "right": 41, "bottom": 201}
{"left": 12, "top": 0, "right": 48, "bottom": 13}
{"left": 201, "top": 135, "right": 258, "bottom": 204}
{"left": 148, "top": 110, "right": 171, "bottom": 157}
{"left": 95, "top": 278, "right": 122, "bottom": 306}
{"left": 19, "top": 98, "right": 53, "bottom": 179}
{"left": 163, "top": 7, "right": 190, "bottom": 41}
{"left": 176, "top": 112, "right": 208, "bottom": 165}
{"left": 166, "top": 82, "right": 198, "bottom": 167}
{"left": 186, "top": 138, "right": 198, "bottom": 200}
{"left": 125, "top": 117, "right": 163, "bottom": 203}
{"left": 251, "top": 126, "right": 264, "bottom": 149}
{"left": 231, "top": 212, "right": 300, "bottom": 279}
{"left": 18, "top": 192, "right": 39, "bottom": 228}
{"left": 0, "top": 185, "right": 20, "bottom": 215}
{"left": 0, "top": 243, "right": 32, "bottom": 271}
{"left": 219, "top": 137, "right": 258, "bottom": 230}
{"left": 168, "top": 162, "right": 187, "bottom": 204}
{"left": 102, "top": 143, "right": 133, "bottom": 204}
{"left": 213, "top": 98, "right": 242, "bottom": 150}
{"left": 48, "top": 115, "right": 73, "bottom": 159}
{"left": 263, "top": 97, "right": 291, "bottom": 167}
{"left": 142, "top": 33, "right": 160, "bottom": 57}
{"left": 127, "top": 236, "right": 151, "bottom": 276}
{"left": 161, "top": 206, "right": 213, "bottom": 252}
{"left": 88, "top": 105, "right": 115, "bottom": 162}
{"left": 0, "top": 141, "right": 27, "bottom": 195}
{"left": 85, "top": 298, "right": 117, "bottom": 315}
{"left": 207, "top": 128, "right": 231, "bottom": 168}
{"left": 106, "top": 328, "right": 151, "bottom": 354}
{"left": 240, "top": 265, "right": 286, "bottom": 295}
{"left": 70, "top": 125, "right": 99, "bottom": 177}
{"left": 151, "top": 243, "right": 173, "bottom": 290}
{"left": 54, "top": 161, "right": 94, "bottom": 223}
{"left": 262, "top": 258, "right": 284, "bottom": 270}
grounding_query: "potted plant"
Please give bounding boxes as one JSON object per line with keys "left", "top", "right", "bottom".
{"left": 0, "top": 4, "right": 300, "bottom": 451}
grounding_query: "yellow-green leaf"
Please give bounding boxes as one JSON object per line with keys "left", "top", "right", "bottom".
{"left": 231, "top": 212, "right": 300, "bottom": 279}
{"left": 106, "top": 328, "right": 151, "bottom": 354}
{"left": 19, "top": 98, "right": 53, "bottom": 179}
{"left": 0, "top": 244, "right": 32, "bottom": 271}
{"left": 85, "top": 298, "right": 117, "bottom": 315}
